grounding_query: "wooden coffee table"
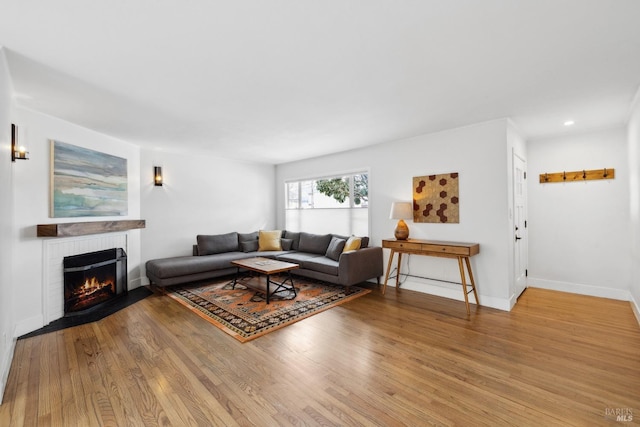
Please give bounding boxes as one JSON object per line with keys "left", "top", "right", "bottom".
{"left": 231, "top": 257, "right": 299, "bottom": 304}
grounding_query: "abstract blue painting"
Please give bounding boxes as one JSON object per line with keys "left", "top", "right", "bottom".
{"left": 51, "top": 140, "right": 128, "bottom": 217}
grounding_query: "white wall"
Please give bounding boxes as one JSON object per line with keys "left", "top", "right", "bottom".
{"left": 276, "top": 119, "right": 515, "bottom": 310}
{"left": 11, "top": 107, "right": 142, "bottom": 336}
{"left": 527, "top": 126, "right": 632, "bottom": 299}
{"left": 0, "top": 48, "right": 16, "bottom": 403}
{"left": 628, "top": 87, "right": 640, "bottom": 320}
{"left": 139, "top": 148, "right": 275, "bottom": 282}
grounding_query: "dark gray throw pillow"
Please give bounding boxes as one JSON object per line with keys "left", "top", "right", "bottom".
{"left": 283, "top": 231, "right": 301, "bottom": 250}
{"left": 241, "top": 240, "right": 259, "bottom": 252}
{"left": 325, "top": 237, "right": 346, "bottom": 261}
{"left": 197, "top": 232, "right": 240, "bottom": 255}
{"left": 281, "top": 238, "right": 294, "bottom": 251}
{"left": 238, "top": 231, "right": 259, "bottom": 242}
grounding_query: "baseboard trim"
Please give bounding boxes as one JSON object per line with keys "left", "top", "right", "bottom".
{"left": 395, "top": 279, "right": 511, "bottom": 311}
{"left": 128, "top": 277, "right": 143, "bottom": 290}
{"left": 527, "top": 277, "right": 631, "bottom": 301}
{"left": 14, "top": 314, "right": 44, "bottom": 338}
{"left": 508, "top": 293, "right": 518, "bottom": 310}
{"left": 631, "top": 293, "right": 640, "bottom": 327}
{"left": 0, "top": 336, "right": 16, "bottom": 404}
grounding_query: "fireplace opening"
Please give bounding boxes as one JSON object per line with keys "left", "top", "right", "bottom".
{"left": 63, "top": 248, "right": 127, "bottom": 316}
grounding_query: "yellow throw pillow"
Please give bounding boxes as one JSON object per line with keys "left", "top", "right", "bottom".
{"left": 258, "top": 230, "right": 282, "bottom": 251}
{"left": 343, "top": 236, "right": 362, "bottom": 252}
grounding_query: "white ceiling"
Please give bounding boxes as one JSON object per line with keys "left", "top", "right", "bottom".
{"left": 1, "top": 0, "right": 640, "bottom": 164}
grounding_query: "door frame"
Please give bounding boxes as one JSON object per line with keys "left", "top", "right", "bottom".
{"left": 512, "top": 151, "right": 528, "bottom": 300}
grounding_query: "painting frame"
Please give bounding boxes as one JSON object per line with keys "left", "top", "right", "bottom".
{"left": 50, "top": 140, "right": 128, "bottom": 218}
{"left": 412, "top": 172, "right": 460, "bottom": 223}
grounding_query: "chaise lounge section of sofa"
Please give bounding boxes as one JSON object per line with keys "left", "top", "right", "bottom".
{"left": 145, "top": 230, "right": 383, "bottom": 289}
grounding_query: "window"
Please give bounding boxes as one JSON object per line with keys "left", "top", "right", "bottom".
{"left": 285, "top": 172, "right": 369, "bottom": 236}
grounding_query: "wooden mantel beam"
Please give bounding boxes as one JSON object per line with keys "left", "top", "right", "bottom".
{"left": 37, "top": 220, "right": 146, "bottom": 237}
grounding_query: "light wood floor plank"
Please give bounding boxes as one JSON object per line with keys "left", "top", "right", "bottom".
{"left": 1, "top": 286, "right": 639, "bottom": 426}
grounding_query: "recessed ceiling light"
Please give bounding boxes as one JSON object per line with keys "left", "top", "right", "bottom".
{"left": 564, "top": 120, "right": 575, "bottom": 126}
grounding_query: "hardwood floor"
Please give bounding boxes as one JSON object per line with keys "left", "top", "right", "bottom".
{"left": 1, "top": 285, "right": 639, "bottom": 426}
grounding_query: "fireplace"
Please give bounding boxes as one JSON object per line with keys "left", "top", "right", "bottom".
{"left": 63, "top": 248, "right": 127, "bottom": 315}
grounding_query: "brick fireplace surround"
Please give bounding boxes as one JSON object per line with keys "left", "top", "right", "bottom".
{"left": 37, "top": 219, "right": 145, "bottom": 325}
{"left": 42, "top": 233, "right": 129, "bottom": 324}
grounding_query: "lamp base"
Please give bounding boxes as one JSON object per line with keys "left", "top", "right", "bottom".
{"left": 394, "top": 219, "right": 409, "bottom": 240}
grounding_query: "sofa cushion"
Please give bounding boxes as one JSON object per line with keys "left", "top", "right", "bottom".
{"left": 283, "top": 231, "right": 301, "bottom": 250}
{"left": 302, "top": 257, "right": 339, "bottom": 276}
{"left": 252, "top": 250, "right": 289, "bottom": 258}
{"left": 281, "top": 238, "right": 294, "bottom": 251}
{"left": 241, "top": 240, "right": 259, "bottom": 252}
{"left": 259, "top": 230, "right": 282, "bottom": 251}
{"left": 276, "top": 252, "right": 323, "bottom": 264}
{"left": 343, "top": 236, "right": 362, "bottom": 252}
{"left": 325, "top": 236, "right": 346, "bottom": 261}
{"left": 197, "top": 232, "right": 239, "bottom": 255}
{"left": 298, "top": 232, "right": 332, "bottom": 255}
{"left": 147, "top": 252, "right": 248, "bottom": 278}
{"left": 238, "top": 231, "right": 259, "bottom": 242}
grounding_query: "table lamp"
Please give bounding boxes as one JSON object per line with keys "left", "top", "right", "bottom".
{"left": 390, "top": 202, "right": 412, "bottom": 240}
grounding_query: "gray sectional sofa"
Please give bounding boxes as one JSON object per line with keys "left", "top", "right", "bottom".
{"left": 145, "top": 230, "right": 383, "bottom": 289}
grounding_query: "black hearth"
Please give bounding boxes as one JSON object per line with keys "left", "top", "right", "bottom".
{"left": 63, "top": 248, "right": 127, "bottom": 316}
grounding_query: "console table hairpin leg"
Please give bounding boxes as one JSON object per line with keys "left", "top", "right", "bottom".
{"left": 457, "top": 256, "right": 479, "bottom": 316}
{"left": 382, "top": 239, "right": 480, "bottom": 316}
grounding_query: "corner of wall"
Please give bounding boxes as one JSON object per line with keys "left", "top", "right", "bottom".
{"left": 631, "top": 293, "right": 640, "bottom": 327}
{"left": 0, "top": 43, "right": 15, "bottom": 404}
{"left": 629, "top": 83, "right": 640, "bottom": 118}
{"left": 628, "top": 82, "right": 640, "bottom": 310}
{"left": 0, "top": 337, "right": 16, "bottom": 404}
{"left": 528, "top": 276, "right": 632, "bottom": 301}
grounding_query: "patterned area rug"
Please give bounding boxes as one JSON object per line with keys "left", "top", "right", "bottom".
{"left": 164, "top": 275, "right": 371, "bottom": 342}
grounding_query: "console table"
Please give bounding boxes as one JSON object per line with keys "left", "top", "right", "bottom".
{"left": 382, "top": 239, "right": 480, "bottom": 315}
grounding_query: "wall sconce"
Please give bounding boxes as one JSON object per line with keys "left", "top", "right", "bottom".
{"left": 154, "top": 166, "right": 163, "bottom": 186}
{"left": 11, "top": 124, "right": 29, "bottom": 161}
{"left": 390, "top": 201, "right": 413, "bottom": 240}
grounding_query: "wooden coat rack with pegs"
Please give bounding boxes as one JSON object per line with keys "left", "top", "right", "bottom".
{"left": 539, "top": 168, "right": 614, "bottom": 184}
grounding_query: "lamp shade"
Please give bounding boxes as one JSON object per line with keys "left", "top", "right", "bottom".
{"left": 389, "top": 202, "right": 412, "bottom": 220}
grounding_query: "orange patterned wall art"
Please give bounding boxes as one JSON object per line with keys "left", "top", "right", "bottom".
{"left": 412, "top": 172, "right": 459, "bottom": 223}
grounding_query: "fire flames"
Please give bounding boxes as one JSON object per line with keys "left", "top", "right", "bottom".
{"left": 73, "top": 277, "right": 115, "bottom": 298}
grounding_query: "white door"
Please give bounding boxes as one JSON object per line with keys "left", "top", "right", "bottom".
{"left": 513, "top": 153, "right": 528, "bottom": 299}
